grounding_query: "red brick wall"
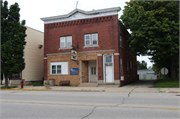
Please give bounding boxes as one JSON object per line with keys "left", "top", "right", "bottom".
{"left": 118, "top": 24, "right": 137, "bottom": 85}
{"left": 43, "top": 14, "right": 137, "bottom": 85}
{"left": 44, "top": 15, "right": 118, "bottom": 54}
{"left": 98, "top": 55, "right": 103, "bottom": 81}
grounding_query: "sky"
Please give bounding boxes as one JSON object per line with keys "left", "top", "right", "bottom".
{"left": 6, "top": 0, "right": 153, "bottom": 67}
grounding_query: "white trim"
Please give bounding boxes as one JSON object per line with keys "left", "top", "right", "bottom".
{"left": 41, "top": 7, "right": 121, "bottom": 24}
{"left": 97, "top": 54, "right": 102, "bottom": 56}
{"left": 83, "top": 45, "right": 99, "bottom": 48}
{"left": 59, "top": 47, "right": 72, "bottom": 50}
{"left": 44, "top": 57, "right": 47, "bottom": 59}
{"left": 114, "top": 53, "right": 119, "bottom": 55}
{"left": 103, "top": 54, "right": 114, "bottom": 83}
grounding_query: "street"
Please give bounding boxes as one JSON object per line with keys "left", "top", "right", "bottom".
{"left": 0, "top": 90, "right": 180, "bottom": 119}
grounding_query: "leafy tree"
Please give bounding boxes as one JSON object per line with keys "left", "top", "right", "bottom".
{"left": 137, "top": 60, "right": 147, "bottom": 70}
{"left": 120, "top": 1, "right": 179, "bottom": 79}
{"left": 1, "top": 0, "right": 27, "bottom": 88}
{"left": 147, "top": 66, "right": 152, "bottom": 70}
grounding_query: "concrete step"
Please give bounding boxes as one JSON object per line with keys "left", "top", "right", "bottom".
{"left": 79, "top": 83, "right": 98, "bottom": 87}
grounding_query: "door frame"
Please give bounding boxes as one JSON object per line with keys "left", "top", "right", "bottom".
{"left": 89, "top": 65, "right": 97, "bottom": 83}
{"left": 103, "top": 54, "right": 114, "bottom": 83}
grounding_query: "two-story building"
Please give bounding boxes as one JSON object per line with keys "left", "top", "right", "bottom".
{"left": 41, "top": 7, "right": 137, "bottom": 86}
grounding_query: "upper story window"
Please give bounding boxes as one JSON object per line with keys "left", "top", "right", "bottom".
{"left": 120, "top": 35, "right": 122, "bottom": 48}
{"left": 84, "top": 33, "right": 98, "bottom": 46}
{"left": 60, "top": 36, "right": 72, "bottom": 48}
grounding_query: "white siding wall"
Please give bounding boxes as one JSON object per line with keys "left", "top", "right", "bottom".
{"left": 22, "top": 27, "right": 44, "bottom": 81}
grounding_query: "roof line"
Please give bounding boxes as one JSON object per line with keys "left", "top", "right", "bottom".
{"left": 41, "top": 7, "right": 121, "bottom": 21}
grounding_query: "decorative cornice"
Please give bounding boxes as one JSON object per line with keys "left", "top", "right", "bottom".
{"left": 79, "top": 50, "right": 115, "bottom": 53}
{"left": 47, "top": 52, "right": 71, "bottom": 56}
{"left": 41, "top": 7, "right": 121, "bottom": 24}
{"left": 45, "top": 16, "right": 113, "bottom": 29}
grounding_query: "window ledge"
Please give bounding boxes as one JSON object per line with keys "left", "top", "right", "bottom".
{"left": 84, "top": 45, "right": 99, "bottom": 48}
{"left": 50, "top": 74, "right": 68, "bottom": 75}
{"left": 59, "top": 47, "right": 72, "bottom": 50}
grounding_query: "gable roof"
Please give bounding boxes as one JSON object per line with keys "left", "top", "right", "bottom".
{"left": 41, "top": 7, "right": 121, "bottom": 24}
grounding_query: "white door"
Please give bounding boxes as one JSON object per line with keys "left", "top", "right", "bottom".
{"left": 105, "top": 66, "right": 113, "bottom": 83}
{"left": 90, "top": 66, "right": 96, "bottom": 82}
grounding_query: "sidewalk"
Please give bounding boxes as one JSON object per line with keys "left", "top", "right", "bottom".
{"left": 0, "top": 85, "right": 179, "bottom": 93}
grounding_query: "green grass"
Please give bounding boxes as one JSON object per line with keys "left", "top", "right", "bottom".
{"left": 1, "top": 85, "right": 18, "bottom": 89}
{"left": 153, "top": 78, "right": 179, "bottom": 88}
{"left": 33, "top": 82, "right": 44, "bottom": 86}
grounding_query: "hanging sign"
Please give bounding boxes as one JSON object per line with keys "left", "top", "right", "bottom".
{"left": 71, "top": 49, "right": 77, "bottom": 60}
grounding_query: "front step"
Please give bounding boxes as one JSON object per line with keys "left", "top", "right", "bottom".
{"left": 79, "top": 83, "right": 98, "bottom": 87}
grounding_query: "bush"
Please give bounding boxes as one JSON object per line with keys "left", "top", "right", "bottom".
{"left": 44, "top": 81, "right": 50, "bottom": 86}
{"left": 33, "top": 82, "right": 44, "bottom": 86}
{"left": 1, "top": 85, "right": 18, "bottom": 89}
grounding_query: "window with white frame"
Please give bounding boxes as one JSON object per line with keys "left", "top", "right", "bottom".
{"left": 84, "top": 33, "right": 98, "bottom": 46}
{"left": 105, "top": 55, "right": 112, "bottom": 63}
{"left": 50, "top": 62, "right": 68, "bottom": 75}
{"left": 120, "top": 35, "right": 122, "bottom": 47}
{"left": 120, "top": 58, "right": 123, "bottom": 75}
{"left": 60, "top": 36, "right": 72, "bottom": 48}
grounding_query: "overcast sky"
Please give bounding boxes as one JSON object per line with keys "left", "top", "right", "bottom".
{"left": 7, "top": 0, "right": 153, "bottom": 67}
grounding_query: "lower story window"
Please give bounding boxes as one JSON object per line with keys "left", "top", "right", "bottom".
{"left": 50, "top": 62, "right": 68, "bottom": 75}
{"left": 52, "top": 65, "right": 61, "bottom": 74}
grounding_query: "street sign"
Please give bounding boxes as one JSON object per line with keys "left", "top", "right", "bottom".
{"left": 161, "top": 67, "right": 168, "bottom": 75}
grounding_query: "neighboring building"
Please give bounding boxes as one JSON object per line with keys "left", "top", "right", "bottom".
{"left": 138, "top": 69, "right": 157, "bottom": 80}
{"left": 2, "top": 27, "right": 44, "bottom": 85}
{"left": 41, "top": 7, "right": 137, "bottom": 86}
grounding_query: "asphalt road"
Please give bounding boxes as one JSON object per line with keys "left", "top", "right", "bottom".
{"left": 0, "top": 90, "right": 180, "bottom": 119}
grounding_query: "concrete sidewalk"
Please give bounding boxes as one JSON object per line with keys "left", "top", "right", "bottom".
{"left": 0, "top": 85, "right": 179, "bottom": 93}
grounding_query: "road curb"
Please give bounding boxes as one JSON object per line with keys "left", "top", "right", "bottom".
{"left": 0, "top": 89, "right": 45, "bottom": 91}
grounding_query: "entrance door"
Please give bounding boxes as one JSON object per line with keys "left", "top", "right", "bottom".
{"left": 90, "top": 66, "right": 96, "bottom": 82}
{"left": 105, "top": 65, "right": 113, "bottom": 83}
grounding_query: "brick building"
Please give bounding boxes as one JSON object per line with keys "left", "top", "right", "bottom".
{"left": 41, "top": 7, "right": 137, "bottom": 86}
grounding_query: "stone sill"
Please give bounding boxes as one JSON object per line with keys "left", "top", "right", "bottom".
{"left": 83, "top": 45, "right": 99, "bottom": 48}
{"left": 59, "top": 47, "right": 72, "bottom": 50}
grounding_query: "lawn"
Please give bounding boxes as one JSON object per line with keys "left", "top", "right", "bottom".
{"left": 153, "top": 78, "right": 179, "bottom": 88}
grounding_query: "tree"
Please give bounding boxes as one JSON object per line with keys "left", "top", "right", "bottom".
{"left": 120, "top": 1, "right": 179, "bottom": 79}
{"left": 1, "top": 0, "right": 27, "bottom": 88}
{"left": 137, "top": 60, "right": 147, "bottom": 70}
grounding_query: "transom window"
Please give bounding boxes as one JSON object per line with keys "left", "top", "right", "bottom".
{"left": 84, "top": 33, "right": 98, "bottom": 46}
{"left": 105, "top": 55, "right": 112, "bottom": 63}
{"left": 60, "top": 36, "right": 72, "bottom": 48}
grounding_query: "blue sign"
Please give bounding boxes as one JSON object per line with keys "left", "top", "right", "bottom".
{"left": 70, "top": 68, "right": 79, "bottom": 72}
{"left": 70, "top": 68, "right": 79, "bottom": 75}
{"left": 70, "top": 72, "right": 79, "bottom": 75}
